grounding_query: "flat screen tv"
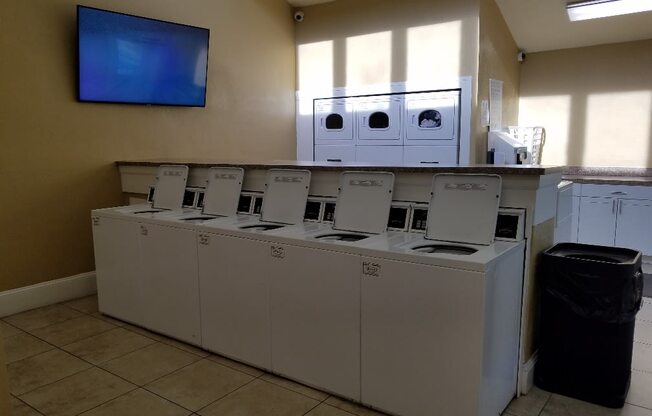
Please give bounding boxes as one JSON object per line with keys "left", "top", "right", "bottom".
{"left": 77, "top": 5, "right": 209, "bottom": 107}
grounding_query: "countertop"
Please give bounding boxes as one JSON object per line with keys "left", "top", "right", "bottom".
{"left": 562, "top": 167, "right": 652, "bottom": 186}
{"left": 116, "top": 159, "right": 564, "bottom": 176}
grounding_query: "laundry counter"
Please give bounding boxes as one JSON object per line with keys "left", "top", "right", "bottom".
{"left": 113, "top": 159, "right": 564, "bottom": 395}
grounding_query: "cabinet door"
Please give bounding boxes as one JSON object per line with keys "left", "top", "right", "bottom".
{"left": 616, "top": 200, "right": 652, "bottom": 255}
{"left": 139, "top": 223, "right": 201, "bottom": 345}
{"left": 198, "top": 233, "right": 272, "bottom": 370}
{"left": 92, "top": 216, "right": 144, "bottom": 325}
{"left": 577, "top": 197, "right": 617, "bottom": 247}
{"left": 270, "top": 245, "right": 360, "bottom": 400}
{"left": 361, "top": 257, "right": 484, "bottom": 416}
{"left": 355, "top": 145, "right": 403, "bottom": 164}
{"left": 314, "top": 145, "right": 356, "bottom": 163}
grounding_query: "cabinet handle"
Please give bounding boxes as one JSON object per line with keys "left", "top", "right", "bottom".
{"left": 420, "top": 161, "right": 440, "bottom": 164}
{"left": 326, "top": 158, "right": 342, "bottom": 162}
{"left": 611, "top": 191, "right": 627, "bottom": 195}
{"left": 612, "top": 199, "right": 616, "bottom": 214}
{"left": 619, "top": 200, "right": 623, "bottom": 215}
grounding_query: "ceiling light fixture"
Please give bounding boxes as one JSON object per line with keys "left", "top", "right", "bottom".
{"left": 566, "top": 0, "right": 652, "bottom": 21}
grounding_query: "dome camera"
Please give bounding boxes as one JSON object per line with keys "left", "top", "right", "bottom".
{"left": 294, "top": 10, "right": 305, "bottom": 22}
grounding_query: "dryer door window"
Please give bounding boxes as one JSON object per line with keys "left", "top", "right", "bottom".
{"left": 406, "top": 96, "right": 457, "bottom": 142}
{"left": 315, "top": 101, "right": 353, "bottom": 143}
{"left": 357, "top": 98, "right": 401, "bottom": 142}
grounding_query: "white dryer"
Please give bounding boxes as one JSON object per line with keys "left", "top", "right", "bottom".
{"left": 356, "top": 96, "right": 402, "bottom": 145}
{"left": 358, "top": 174, "right": 525, "bottom": 416}
{"left": 196, "top": 169, "right": 311, "bottom": 370}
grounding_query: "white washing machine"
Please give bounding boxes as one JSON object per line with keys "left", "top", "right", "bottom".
{"left": 357, "top": 174, "right": 525, "bottom": 416}
{"left": 196, "top": 169, "right": 311, "bottom": 370}
{"left": 265, "top": 171, "right": 394, "bottom": 400}
{"left": 92, "top": 165, "right": 189, "bottom": 328}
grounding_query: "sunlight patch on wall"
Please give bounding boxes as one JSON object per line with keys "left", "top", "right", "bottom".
{"left": 585, "top": 91, "right": 651, "bottom": 168}
{"left": 406, "top": 21, "right": 461, "bottom": 89}
{"left": 298, "top": 40, "right": 334, "bottom": 92}
{"left": 519, "top": 95, "right": 571, "bottom": 165}
{"left": 346, "top": 31, "right": 392, "bottom": 87}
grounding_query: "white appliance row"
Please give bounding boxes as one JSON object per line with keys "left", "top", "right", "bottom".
{"left": 91, "top": 165, "right": 525, "bottom": 416}
{"left": 313, "top": 90, "right": 460, "bottom": 164}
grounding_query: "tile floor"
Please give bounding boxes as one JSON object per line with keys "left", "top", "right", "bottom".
{"left": 1, "top": 295, "right": 651, "bottom": 416}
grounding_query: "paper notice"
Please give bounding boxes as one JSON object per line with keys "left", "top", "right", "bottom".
{"left": 489, "top": 79, "right": 503, "bottom": 132}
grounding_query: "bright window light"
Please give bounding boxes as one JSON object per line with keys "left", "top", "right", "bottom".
{"left": 567, "top": 0, "right": 652, "bottom": 21}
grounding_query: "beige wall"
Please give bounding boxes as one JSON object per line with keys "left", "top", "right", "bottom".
{"left": 519, "top": 39, "right": 652, "bottom": 168}
{"left": 477, "top": 0, "right": 520, "bottom": 161}
{"left": 0, "top": 0, "right": 296, "bottom": 291}
{"left": 295, "top": 0, "right": 479, "bottom": 90}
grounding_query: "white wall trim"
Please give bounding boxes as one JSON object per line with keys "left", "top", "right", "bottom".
{"left": 518, "top": 351, "right": 538, "bottom": 395}
{"left": 0, "top": 271, "right": 97, "bottom": 317}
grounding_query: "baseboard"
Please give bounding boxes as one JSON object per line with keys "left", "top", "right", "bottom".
{"left": 0, "top": 271, "right": 97, "bottom": 317}
{"left": 519, "top": 352, "right": 538, "bottom": 395}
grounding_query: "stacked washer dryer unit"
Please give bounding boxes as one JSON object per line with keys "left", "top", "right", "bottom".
{"left": 359, "top": 174, "right": 526, "bottom": 416}
{"left": 196, "top": 169, "right": 312, "bottom": 371}
{"left": 269, "top": 171, "right": 395, "bottom": 401}
{"left": 313, "top": 91, "right": 460, "bottom": 164}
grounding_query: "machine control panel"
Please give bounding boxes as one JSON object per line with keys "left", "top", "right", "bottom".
{"left": 410, "top": 207, "right": 429, "bottom": 232}
{"left": 252, "top": 197, "right": 264, "bottom": 215}
{"left": 182, "top": 190, "right": 197, "bottom": 208}
{"left": 322, "top": 202, "right": 336, "bottom": 222}
{"left": 196, "top": 192, "right": 205, "bottom": 208}
{"left": 387, "top": 205, "right": 409, "bottom": 231}
{"left": 304, "top": 200, "right": 322, "bottom": 222}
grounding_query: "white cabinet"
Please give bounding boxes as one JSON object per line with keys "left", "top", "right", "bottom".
{"left": 139, "top": 223, "right": 201, "bottom": 345}
{"left": 355, "top": 146, "right": 403, "bottom": 164}
{"left": 576, "top": 184, "right": 652, "bottom": 255}
{"left": 615, "top": 200, "right": 652, "bottom": 255}
{"left": 577, "top": 197, "right": 617, "bottom": 246}
{"left": 198, "top": 233, "right": 272, "bottom": 369}
{"left": 402, "top": 145, "right": 458, "bottom": 164}
{"left": 270, "top": 245, "right": 360, "bottom": 400}
{"left": 92, "top": 216, "right": 143, "bottom": 325}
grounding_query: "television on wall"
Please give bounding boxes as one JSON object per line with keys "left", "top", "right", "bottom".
{"left": 77, "top": 5, "right": 209, "bottom": 107}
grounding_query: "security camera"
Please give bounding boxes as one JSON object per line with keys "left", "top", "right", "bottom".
{"left": 294, "top": 11, "right": 305, "bottom": 22}
{"left": 517, "top": 50, "right": 526, "bottom": 62}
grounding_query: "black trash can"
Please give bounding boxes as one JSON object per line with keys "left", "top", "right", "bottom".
{"left": 535, "top": 243, "right": 644, "bottom": 408}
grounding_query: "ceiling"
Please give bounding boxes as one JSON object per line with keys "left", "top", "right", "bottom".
{"left": 286, "top": 0, "right": 652, "bottom": 53}
{"left": 493, "top": 0, "right": 652, "bottom": 52}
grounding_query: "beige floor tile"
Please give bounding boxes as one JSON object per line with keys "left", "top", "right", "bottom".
{"left": 633, "top": 342, "right": 652, "bottom": 373}
{"left": 145, "top": 359, "right": 253, "bottom": 411}
{"left": 4, "top": 332, "right": 54, "bottom": 363}
{"left": 10, "top": 396, "right": 43, "bottom": 416}
{"left": 62, "top": 327, "right": 156, "bottom": 365}
{"left": 260, "top": 373, "right": 329, "bottom": 401}
{"left": 207, "top": 354, "right": 265, "bottom": 377}
{"left": 199, "top": 378, "right": 319, "bottom": 416}
{"left": 8, "top": 349, "right": 91, "bottom": 395}
{"left": 542, "top": 393, "right": 652, "bottom": 416}
{"left": 4, "top": 304, "right": 82, "bottom": 332}
{"left": 506, "top": 386, "right": 552, "bottom": 416}
{"left": 79, "top": 388, "right": 191, "bottom": 416}
{"left": 639, "top": 299, "right": 652, "bottom": 322}
{"left": 305, "top": 403, "right": 354, "bottom": 416}
{"left": 101, "top": 342, "right": 201, "bottom": 386}
{"left": 30, "top": 315, "right": 115, "bottom": 347}
{"left": 64, "top": 295, "right": 99, "bottom": 314}
{"left": 161, "top": 337, "right": 210, "bottom": 357}
{"left": 91, "top": 312, "right": 127, "bottom": 327}
{"left": 635, "top": 320, "right": 652, "bottom": 345}
{"left": 325, "top": 396, "right": 387, "bottom": 416}
{"left": 1, "top": 320, "right": 23, "bottom": 339}
{"left": 20, "top": 367, "right": 136, "bottom": 416}
{"left": 627, "top": 370, "right": 652, "bottom": 410}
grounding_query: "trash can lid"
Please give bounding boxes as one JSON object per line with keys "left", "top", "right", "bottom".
{"left": 544, "top": 243, "right": 641, "bottom": 265}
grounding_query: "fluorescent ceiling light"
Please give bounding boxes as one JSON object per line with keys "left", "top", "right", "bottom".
{"left": 567, "top": 0, "right": 652, "bottom": 21}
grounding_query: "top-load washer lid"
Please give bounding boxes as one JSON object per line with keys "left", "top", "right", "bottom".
{"left": 425, "top": 174, "right": 501, "bottom": 246}
{"left": 202, "top": 167, "right": 244, "bottom": 217}
{"left": 332, "top": 171, "right": 395, "bottom": 234}
{"left": 259, "top": 169, "right": 311, "bottom": 225}
{"left": 151, "top": 165, "right": 189, "bottom": 210}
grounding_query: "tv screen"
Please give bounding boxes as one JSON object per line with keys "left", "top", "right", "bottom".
{"left": 77, "top": 5, "right": 209, "bottom": 107}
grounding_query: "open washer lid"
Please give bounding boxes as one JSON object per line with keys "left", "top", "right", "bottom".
{"left": 152, "top": 165, "right": 189, "bottom": 210}
{"left": 202, "top": 167, "right": 244, "bottom": 216}
{"left": 260, "top": 169, "right": 311, "bottom": 225}
{"left": 425, "top": 174, "right": 501, "bottom": 246}
{"left": 333, "top": 171, "right": 395, "bottom": 234}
